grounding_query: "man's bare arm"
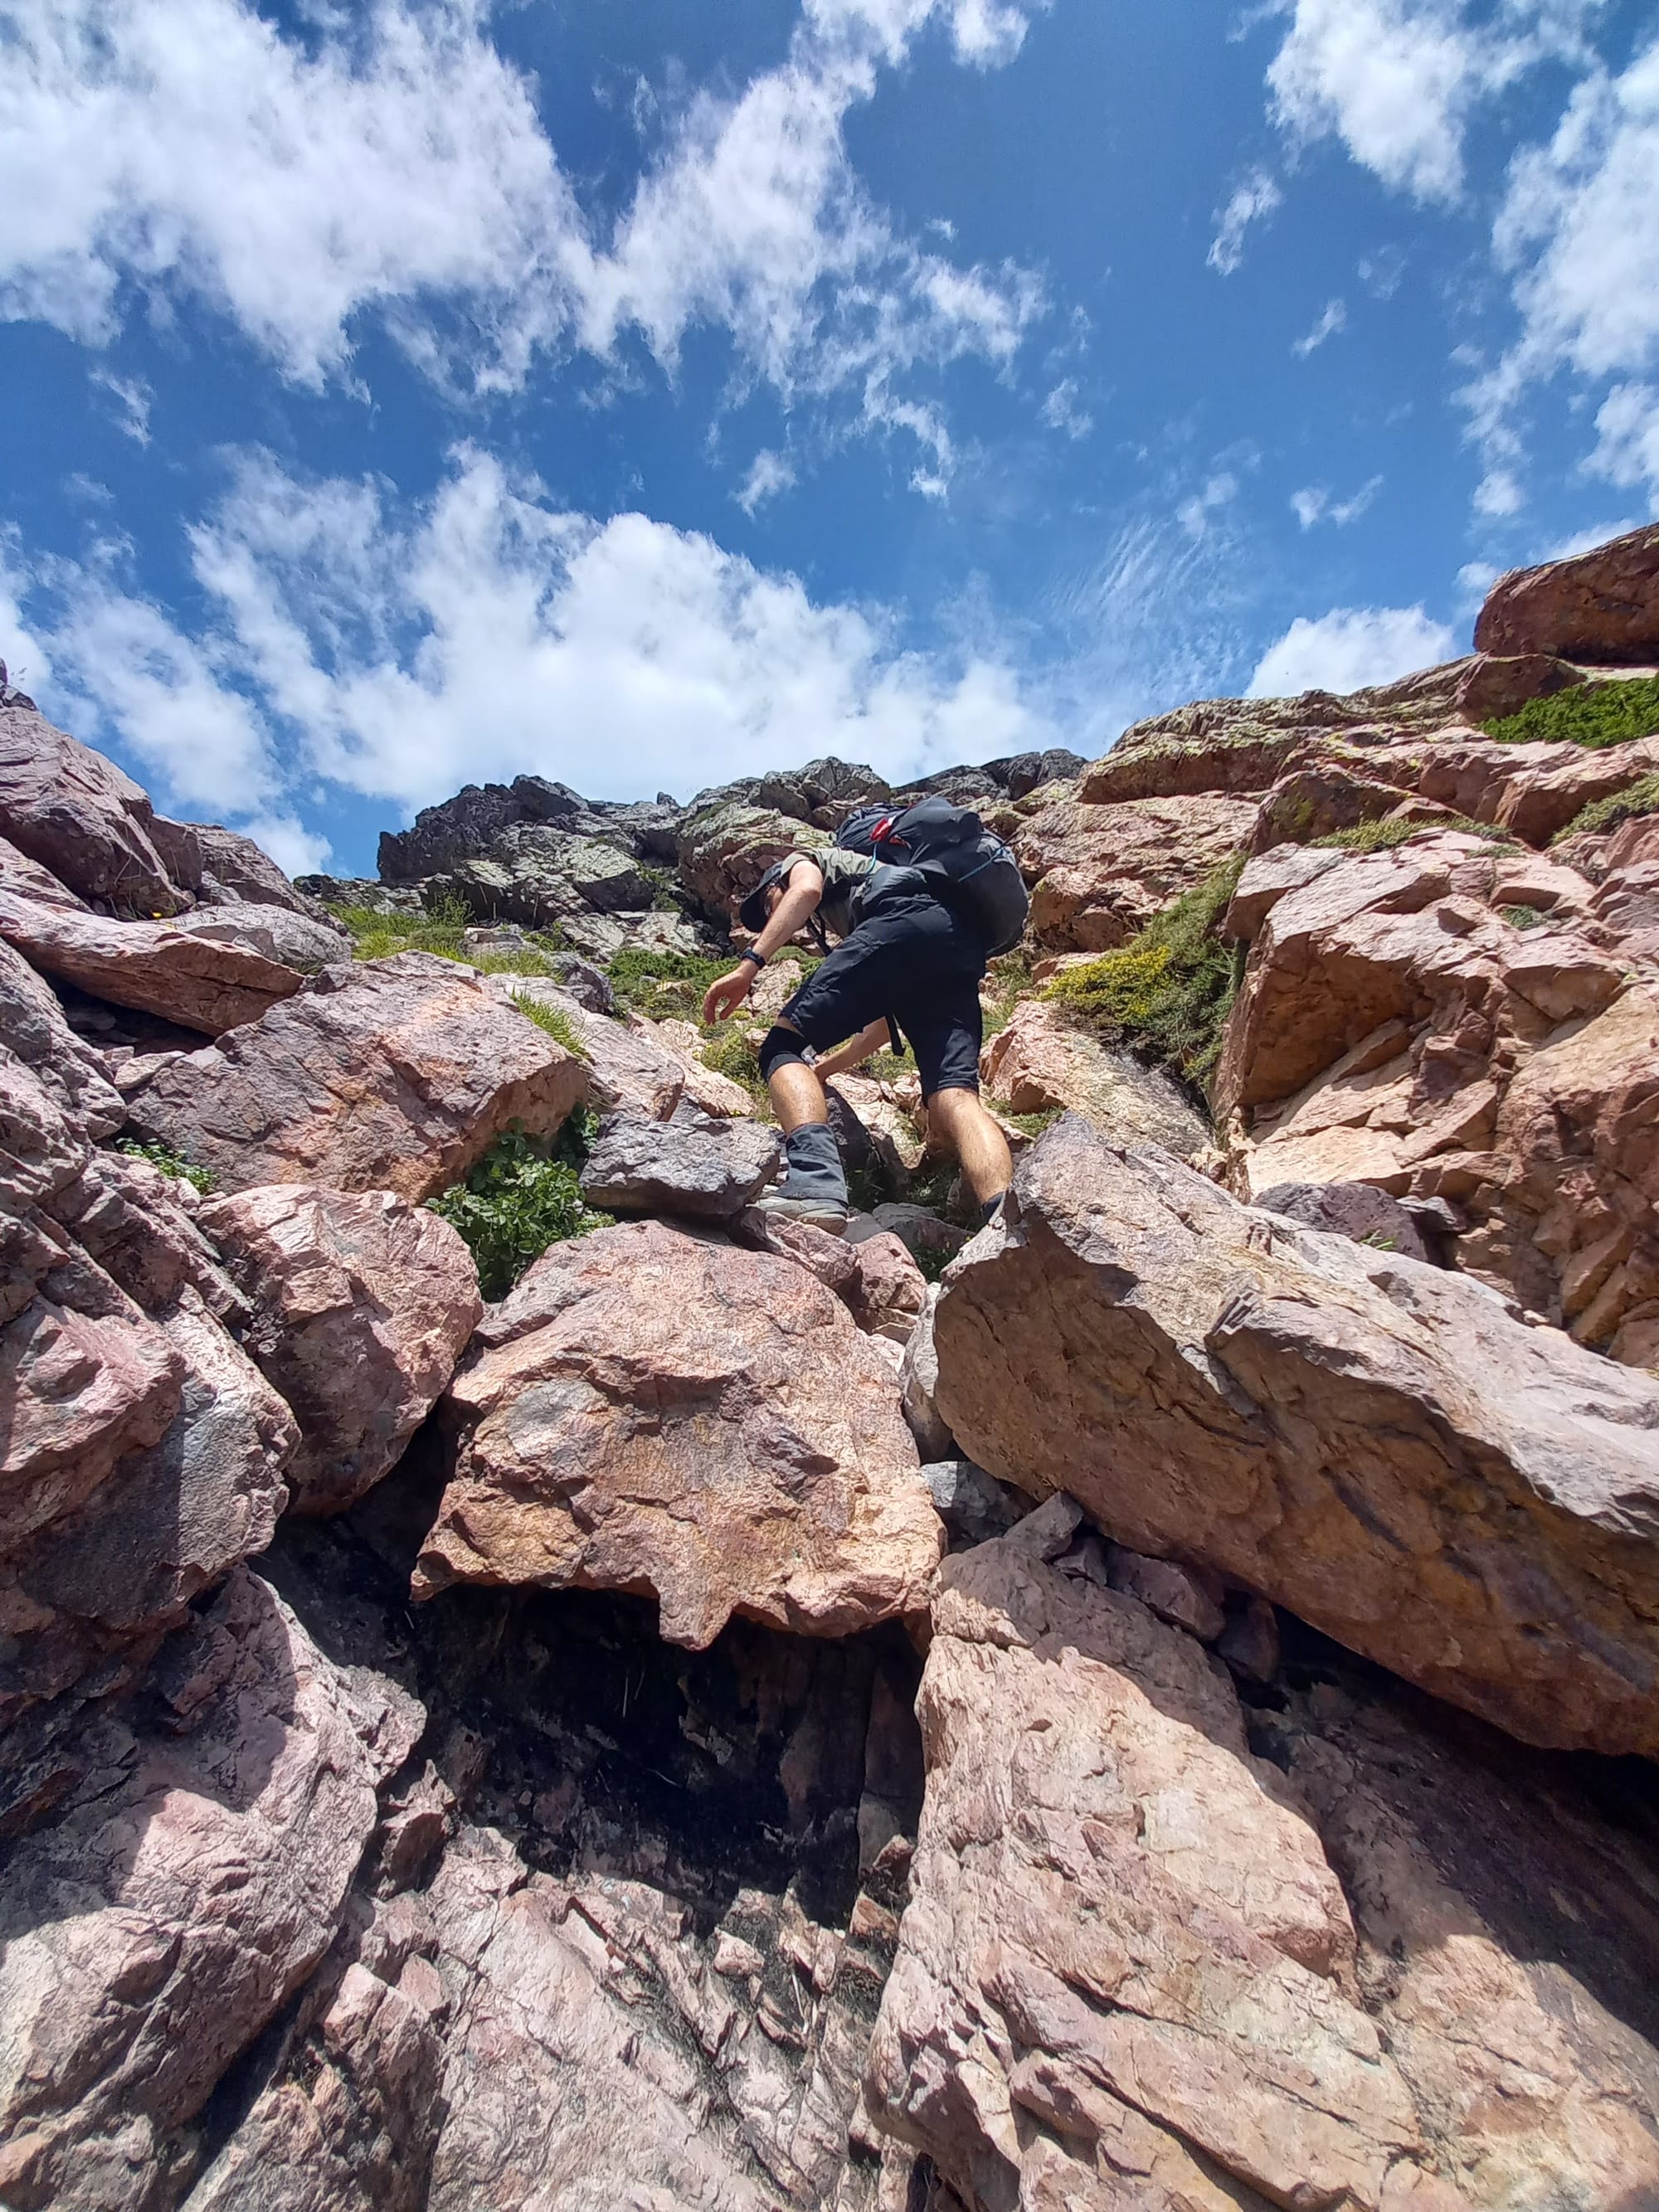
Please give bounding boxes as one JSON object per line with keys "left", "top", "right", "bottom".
{"left": 811, "top": 1019, "right": 896, "bottom": 1080}
{"left": 702, "top": 862, "right": 825, "bottom": 1024}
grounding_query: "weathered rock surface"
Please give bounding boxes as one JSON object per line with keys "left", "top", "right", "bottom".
{"left": 0, "top": 936, "right": 124, "bottom": 1134}
{"left": 0, "top": 702, "right": 184, "bottom": 915}
{"left": 0, "top": 892, "right": 304, "bottom": 1034}
{"left": 932, "top": 1117, "right": 1659, "bottom": 1756}
{"left": 148, "top": 815, "right": 320, "bottom": 915}
{"left": 1, "top": 1288, "right": 295, "bottom": 1743}
{"left": 122, "top": 952, "right": 586, "bottom": 1201}
{"left": 980, "top": 999, "right": 1208, "bottom": 1157}
{"left": 1215, "top": 833, "right": 1659, "bottom": 1356}
{"left": 640, "top": 1014, "right": 762, "bottom": 1116}
{"left": 1254, "top": 1178, "right": 1433, "bottom": 1263}
{"left": 489, "top": 974, "right": 686, "bottom": 1118}
{"left": 200, "top": 1184, "right": 483, "bottom": 1514}
{"left": 578, "top": 1099, "right": 782, "bottom": 1218}
{"left": 1476, "top": 520, "right": 1659, "bottom": 663}
{"left": 165, "top": 898, "right": 348, "bottom": 975}
{"left": 1014, "top": 791, "right": 1257, "bottom": 950}
{"left": 679, "top": 800, "right": 830, "bottom": 915}
{"left": 841, "top": 1230, "right": 929, "bottom": 1344}
{"left": 0, "top": 834, "right": 87, "bottom": 909}
{"left": 416, "top": 1218, "right": 941, "bottom": 1646}
{"left": 868, "top": 1530, "right": 1659, "bottom": 2211}
{"left": 0, "top": 1570, "right": 415, "bottom": 2210}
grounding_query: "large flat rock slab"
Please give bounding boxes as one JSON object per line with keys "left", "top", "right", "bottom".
{"left": 121, "top": 952, "right": 585, "bottom": 1202}
{"left": 932, "top": 1116, "right": 1659, "bottom": 1756}
{"left": 415, "top": 1218, "right": 941, "bottom": 1646}
{"left": 0, "top": 891, "right": 304, "bottom": 1034}
{"left": 868, "top": 1529, "right": 1659, "bottom": 2210}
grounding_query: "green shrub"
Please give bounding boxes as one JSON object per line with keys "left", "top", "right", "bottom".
{"left": 426, "top": 1125, "right": 610, "bottom": 1300}
{"left": 509, "top": 992, "right": 587, "bottom": 1058}
{"left": 1044, "top": 856, "right": 1245, "bottom": 1094}
{"left": 1553, "top": 771, "right": 1659, "bottom": 844}
{"left": 114, "top": 1137, "right": 216, "bottom": 1194}
{"left": 1483, "top": 674, "right": 1659, "bottom": 751}
{"left": 1497, "top": 904, "right": 1549, "bottom": 931}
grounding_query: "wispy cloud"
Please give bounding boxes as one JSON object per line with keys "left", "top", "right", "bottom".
{"left": 1290, "top": 474, "right": 1382, "bottom": 526}
{"left": 90, "top": 369, "right": 152, "bottom": 445}
{"left": 1039, "top": 378, "right": 1092, "bottom": 440}
{"left": 1292, "top": 297, "right": 1347, "bottom": 355}
{"left": 735, "top": 449, "right": 797, "bottom": 513}
{"left": 1208, "top": 168, "right": 1282, "bottom": 274}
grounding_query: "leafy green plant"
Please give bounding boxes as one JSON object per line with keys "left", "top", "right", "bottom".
{"left": 1484, "top": 674, "right": 1659, "bottom": 751}
{"left": 1497, "top": 904, "right": 1549, "bottom": 931}
{"left": 114, "top": 1137, "right": 216, "bottom": 1194}
{"left": 426, "top": 1125, "right": 610, "bottom": 1300}
{"left": 509, "top": 992, "right": 587, "bottom": 1058}
{"left": 700, "top": 1023, "right": 771, "bottom": 1105}
{"left": 1553, "top": 771, "right": 1659, "bottom": 844}
{"left": 1044, "top": 856, "right": 1246, "bottom": 1096}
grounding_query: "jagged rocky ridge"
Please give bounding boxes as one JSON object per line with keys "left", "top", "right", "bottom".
{"left": 2, "top": 527, "right": 1659, "bottom": 2211}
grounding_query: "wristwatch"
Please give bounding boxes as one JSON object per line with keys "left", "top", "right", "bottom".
{"left": 738, "top": 947, "right": 766, "bottom": 968}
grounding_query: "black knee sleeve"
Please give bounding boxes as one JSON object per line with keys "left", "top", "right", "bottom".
{"left": 757, "top": 1024, "right": 811, "bottom": 1082}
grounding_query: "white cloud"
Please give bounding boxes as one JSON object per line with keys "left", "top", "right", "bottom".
{"left": 1290, "top": 474, "right": 1382, "bottom": 527}
{"left": 1495, "top": 36, "right": 1659, "bottom": 386}
{"left": 1588, "top": 383, "right": 1659, "bottom": 504}
{"left": 735, "top": 450, "right": 797, "bottom": 513}
{"left": 1248, "top": 603, "right": 1455, "bottom": 695}
{"left": 0, "top": 0, "right": 1043, "bottom": 474}
{"left": 1264, "top": 0, "right": 1609, "bottom": 203}
{"left": 1176, "top": 473, "right": 1239, "bottom": 539}
{"left": 15, "top": 446, "right": 1052, "bottom": 829}
{"left": 1039, "top": 378, "right": 1092, "bottom": 439}
{"left": 90, "top": 369, "right": 152, "bottom": 445}
{"left": 1473, "top": 466, "right": 1525, "bottom": 517}
{"left": 1208, "top": 168, "right": 1282, "bottom": 275}
{"left": 1545, "top": 513, "right": 1647, "bottom": 555}
{"left": 1292, "top": 297, "right": 1347, "bottom": 355}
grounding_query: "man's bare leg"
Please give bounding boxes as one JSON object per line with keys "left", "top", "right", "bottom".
{"left": 766, "top": 1040, "right": 831, "bottom": 1134}
{"left": 752, "top": 1022, "right": 851, "bottom": 1228}
{"left": 926, "top": 1086, "right": 1013, "bottom": 1209}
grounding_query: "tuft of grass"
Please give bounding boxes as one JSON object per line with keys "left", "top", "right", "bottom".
{"left": 1484, "top": 674, "right": 1659, "bottom": 751}
{"left": 114, "top": 1137, "right": 216, "bottom": 1194}
{"left": 510, "top": 992, "right": 587, "bottom": 1059}
{"left": 606, "top": 946, "right": 733, "bottom": 1021}
{"left": 1044, "top": 856, "right": 1245, "bottom": 1096}
{"left": 1553, "top": 771, "right": 1659, "bottom": 844}
{"left": 980, "top": 950, "right": 1035, "bottom": 1039}
{"left": 326, "top": 892, "right": 567, "bottom": 973}
{"left": 1497, "top": 904, "right": 1550, "bottom": 931}
{"left": 426, "top": 1124, "right": 610, "bottom": 1300}
{"left": 1002, "top": 1106, "right": 1063, "bottom": 1138}
{"left": 1311, "top": 813, "right": 1516, "bottom": 853}
{"left": 700, "top": 1023, "right": 771, "bottom": 1106}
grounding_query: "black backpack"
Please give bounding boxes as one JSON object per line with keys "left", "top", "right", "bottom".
{"left": 836, "top": 796, "right": 1029, "bottom": 955}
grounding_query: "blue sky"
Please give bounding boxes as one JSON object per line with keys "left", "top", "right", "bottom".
{"left": 2, "top": 0, "right": 1656, "bottom": 878}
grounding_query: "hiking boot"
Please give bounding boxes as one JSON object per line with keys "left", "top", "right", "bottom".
{"left": 749, "top": 1187, "right": 851, "bottom": 1235}
{"left": 753, "top": 1122, "right": 850, "bottom": 1236}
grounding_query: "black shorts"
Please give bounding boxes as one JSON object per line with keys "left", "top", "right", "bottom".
{"left": 780, "top": 896, "right": 986, "bottom": 1098}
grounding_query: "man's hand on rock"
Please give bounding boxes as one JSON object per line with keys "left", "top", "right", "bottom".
{"left": 703, "top": 967, "right": 755, "bottom": 1025}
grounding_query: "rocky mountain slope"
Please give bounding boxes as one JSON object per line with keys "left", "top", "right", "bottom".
{"left": 2, "top": 527, "right": 1659, "bottom": 2212}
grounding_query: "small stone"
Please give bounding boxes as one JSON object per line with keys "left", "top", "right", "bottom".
{"left": 1106, "top": 1544, "right": 1228, "bottom": 1641}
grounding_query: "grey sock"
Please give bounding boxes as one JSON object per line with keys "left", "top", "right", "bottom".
{"left": 781, "top": 1122, "right": 849, "bottom": 1204}
{"left": 980, "top": 1193, "right": 1008, "bottom": 1227}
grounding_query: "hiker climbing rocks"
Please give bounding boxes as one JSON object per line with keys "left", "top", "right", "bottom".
{"left": 702, "top": 797, "right": 1026, "bottom": 1234}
